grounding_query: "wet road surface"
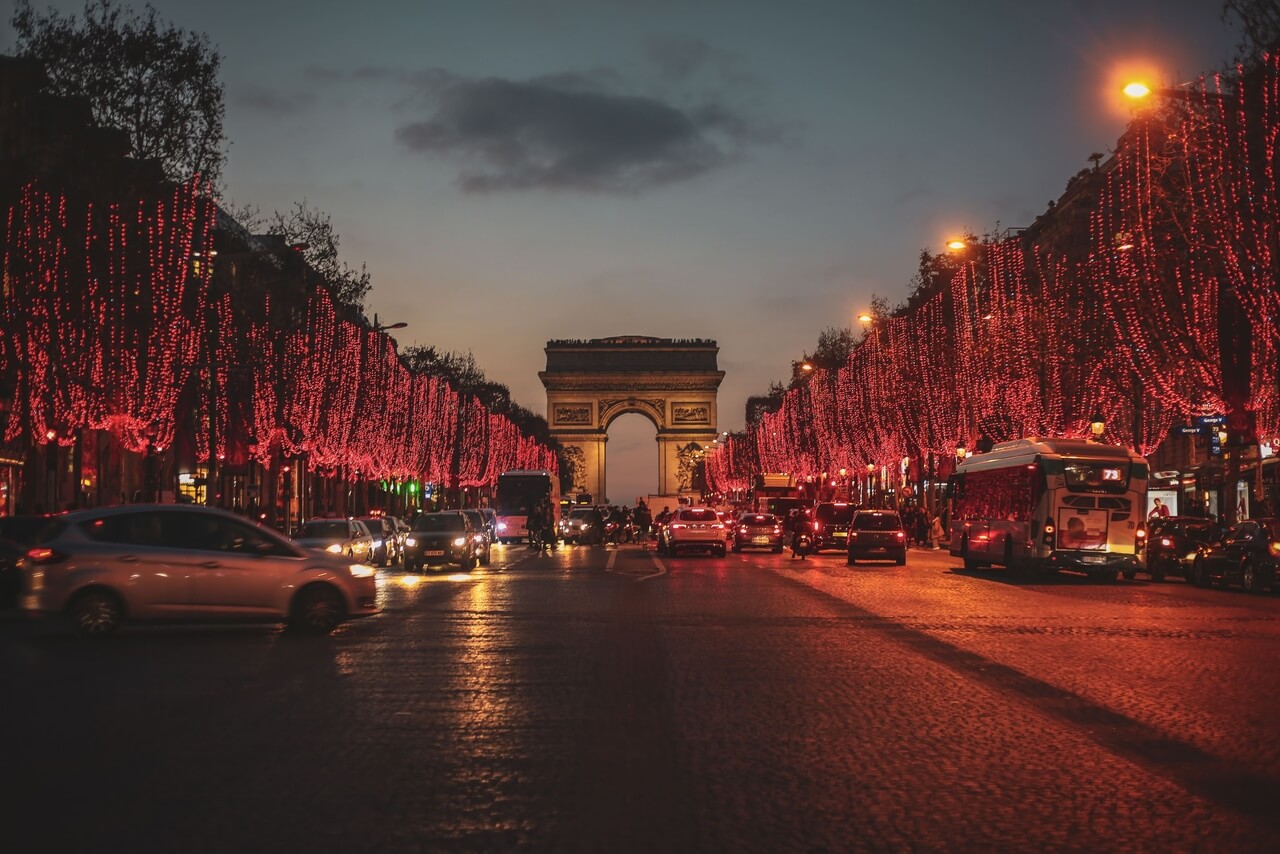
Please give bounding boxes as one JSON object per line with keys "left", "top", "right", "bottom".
{"left": 3, "top": 541, "right": 1278, "bottom": 851}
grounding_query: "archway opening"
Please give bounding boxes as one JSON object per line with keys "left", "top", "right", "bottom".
{"left": 605, "top": 412, "right": 658, "bottom": 507}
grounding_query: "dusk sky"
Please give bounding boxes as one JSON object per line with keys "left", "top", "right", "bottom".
{"left": 3, "top": 1, "right": 1242, "bottom": 503}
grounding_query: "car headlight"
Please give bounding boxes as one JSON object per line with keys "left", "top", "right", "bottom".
{"left": 325, "top": 544, "right": 343, "bottom": 554}
{"left": 453, "top": 537, "right": 467, "bottom": 547}
{"left": 371, "top": 539, "right": 383, "bottom": 549}
{"left": 349, "top": 563, "right": 376, "bottom": 578}
{"left": 497, "top": 522, "right": 507, "bottom": 531}
{"left": 405, "top": 536, "right": 417, "bottom": 547}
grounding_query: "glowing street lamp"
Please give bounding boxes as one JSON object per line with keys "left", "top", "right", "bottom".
{"left": 1122, "top": 81, "right": 1152, "bottom": 99}
{"left": 1090, "top": 414, "right": 1106, "bottom": 440}
{"left": 946, "top": 238, "right": 968, "bottom": 251}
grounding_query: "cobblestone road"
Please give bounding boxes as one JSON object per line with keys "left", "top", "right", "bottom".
{"left": 3, "top": 541, "right": 1277, "bottom": 852}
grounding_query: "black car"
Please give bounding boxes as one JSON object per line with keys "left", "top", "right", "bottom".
{"left": 460, "top": 509, "right": 493, "bottom": 565}
{"left": 1190, "top": 517, "right": 1279, "bottom": 593}
{"left": 1142, "top": 516, "right": 1216, "bottom": 582}
{"left": 404, "top": 511, "right": 485, "bottom": 572}
{"left": 731, "top": 513, "right": 784, "bottom": 553}
{"left": 812, "top": 502, "right": 855, "bottom": 552}
{"left": 846, "top": 510, "right": 907, "bottom": 565}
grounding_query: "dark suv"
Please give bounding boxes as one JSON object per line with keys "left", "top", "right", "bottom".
{"left": 404, "top": 511, "right": 485, "bottom": 572}
{"left": 1143, "top": 516, "right": 1216, "bottom": 582}
{"left": 813, "top": 502, "right": 855, "bottom": 552}
{"left": 846, "top": 510, "right": 907, "bottom": 565}
{"left": 1190, "top": 517, "right": 1279, "bottom": 593}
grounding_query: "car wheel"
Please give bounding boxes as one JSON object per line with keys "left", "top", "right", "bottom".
{"left": 1242, "top": 560, "right": 1260, "bottom": 594}
{"left": 1192, "top": 559, "right": 1209, "bottom": 587}
{"left": 481, "top": 546, "right": 491, "bottom": 567}
{"left": 716, "top": 545, "right": 726, "bottom": 558}
{"left": 1122, "top": 569, "right": 1136, "bottom": 580}
{"left": 462, "top": 553, "right": 476, "bottom": 571}
{"left": 961, "top": 539, "right": 980, "bottom": 570}
{"left": 1151, "top": 566, "right": 1166, "bottom": 583}
{"left": 290, "top": 584, "right": 345, "bottom": 634}
{"left": 69, "top": 588, "right": 124, "bottom": 636}
{"left": 846, "top": 553, "right": 856, "bottom": 566}
{"left": 732, "top": 543, "right": 741, "bottom": 553}
{"left": 895, "top": 554, "right": 906, "bottom": 566}
{"left": 405, "top": 558, "right": 417, "bottom": 572}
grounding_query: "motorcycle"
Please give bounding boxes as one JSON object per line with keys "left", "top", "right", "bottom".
{"left": 791, "top": 531, "right": 813, "bottom": 560}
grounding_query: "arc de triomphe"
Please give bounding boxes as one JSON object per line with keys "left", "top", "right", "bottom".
{"left": 539, "top": 337, "right": 724, "bottom": 503}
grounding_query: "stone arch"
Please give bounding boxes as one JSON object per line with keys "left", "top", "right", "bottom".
{"left": 540, "top": 337, "right": 723, "bottom": 504}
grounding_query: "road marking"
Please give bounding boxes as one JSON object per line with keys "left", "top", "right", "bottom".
{"left": 638, "top": 554, "right": 667, "bottom": 582}
{"left": 606, "top": 550, "right": 618, "bottom": 573}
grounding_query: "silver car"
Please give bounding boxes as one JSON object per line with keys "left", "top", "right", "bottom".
{"left": 22, "top": 505, "right": 379, "bottom": 635}
{"left": 293, "top": 518, "right": 376, "bottom": 563}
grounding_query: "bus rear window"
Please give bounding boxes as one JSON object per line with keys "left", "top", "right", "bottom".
{"left": 1063, "top": 461, "right": 1129, "bottom": 493}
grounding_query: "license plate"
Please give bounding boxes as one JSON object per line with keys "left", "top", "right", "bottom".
{"left": 425, "top": 550, "right": 445, "bottom": 557}
{"left": 1081, "top": 554, "right": 1105, "bottom": 564}
{"left": 752, "top": 536, "right": 770, "bottom": 544}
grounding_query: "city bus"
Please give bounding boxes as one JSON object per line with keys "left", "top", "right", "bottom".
{"left": 947, "top": 438, "right": 1148, "bottom": 581}
{"left": 494, "top": 470, "right": 561, "bottom": 544}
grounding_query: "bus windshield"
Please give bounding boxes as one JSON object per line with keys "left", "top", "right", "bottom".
{"left": 496, "top": 474, "right": 551, "bottom": 514}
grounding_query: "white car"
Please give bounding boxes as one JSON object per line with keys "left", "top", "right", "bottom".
{"left": 658, "top": 506, "right": 727, "bottom": 557}
{"left": 22, "top": 505, "right": 379, "bottom": 635}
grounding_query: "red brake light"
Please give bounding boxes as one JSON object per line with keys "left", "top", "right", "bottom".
{"left": 26, "top": 547, "right": 66, "bottom": 564}
{"left": 895, "top": 531, "right": 905, "bottom": 540}
{"left": 1160, "top": 537, "right": 1173, "bottom": 547}
{"left": 671, "top": 523, "right": 687, "bottom": 530}
{"left": 1136, "top": 529, "right": 1146, "bottom": 539}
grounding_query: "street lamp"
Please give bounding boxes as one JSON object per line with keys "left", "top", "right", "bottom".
{"left": 371, "top": 313, "right": 407, "bottom": 333}
{"left": 946, "top": 238, "right": 967, "bottom": 251}
{"left": 1090, "top": 414, "right": 1106, "bottom": 440}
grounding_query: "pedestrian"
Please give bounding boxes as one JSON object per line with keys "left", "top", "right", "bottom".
{"left": 930, "top": 513, "right": 944, "bottom": 549}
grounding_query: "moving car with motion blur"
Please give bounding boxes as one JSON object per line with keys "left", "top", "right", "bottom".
{"left": 21, "top": 504, "right": 378, "bottom": 635}
{"left": 731, "top": 513, "right": 785, "bottom": 553}
{"left": 561, "top": 507, "right": 603, "bottom": 545}
{"left": 658, "top": 506, "right": 727, "bottom": 557}
{"left": 812, "top": 502, "right": 855, "bottom": 552}
{"left": 846, "top": 509, "right": 907, "bottom": 565}
{"left": 1190, "top": 517, "right": 1279, "bottom": 593}
{"left": 293, "top": 518, "right": 376, "bottom": 563}
{"left": 460, "top": 508, "right": 493, "bottom": 565}
{"left": 403, "top": 511, "right": 486, "bottom": 572}
{"left": 1141, "top": 516, "right": 1216, "bottom": 582}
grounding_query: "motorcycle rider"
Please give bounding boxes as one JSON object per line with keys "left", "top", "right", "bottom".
{"left": 791, "top": 511, "right": 815, "bottom": 560}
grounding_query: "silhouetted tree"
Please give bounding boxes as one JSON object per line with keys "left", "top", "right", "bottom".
{"left": 263, "top": 201, "right": 372, "bottom": 315}
{"left": 12, "top": 0, "right": 226, "bottom": 186}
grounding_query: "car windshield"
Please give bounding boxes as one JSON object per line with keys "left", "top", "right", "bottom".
{"left": 297, "top": 520, "right": 348, "bottom": 539}
{"left": 680, "top": 509, "right": 718, "bottom": 522}
{"left": 742, "top": 515, "right": 777, "bottom": 525}
{"left": 415, "top": 514, "right": 463, "bottom": 532}
{"left": 853, "top": 513, "right": 902, "bottom": 531}
{"left": 569, "top": 509, "right": 593, "bottom": 520}
{"left": 816, "top": 505, "right": 854, "bottom": 523}
{"left": 1175, "top": 521, "right": 1215, "bottom": 542}
{"left": 360, "top": 519, "right": 388, "bottom": 535}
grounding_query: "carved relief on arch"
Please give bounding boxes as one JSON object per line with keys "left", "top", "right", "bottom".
{"left": 598, "top": 397, "right": 666, "bottom": 429}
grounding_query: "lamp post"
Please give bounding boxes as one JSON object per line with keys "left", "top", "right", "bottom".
{"left": 1090, "top": 414, "right": 1106, "bottom": 442}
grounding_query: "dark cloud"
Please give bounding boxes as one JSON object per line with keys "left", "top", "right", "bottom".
{"left": 232, "top": 84, "right": 315, "bottom": 114}
{"left": 394, "top": 74, "right": 762, "bottom": 193}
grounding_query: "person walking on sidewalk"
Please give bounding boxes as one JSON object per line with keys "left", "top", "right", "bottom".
{"left": 929, "top": 512, "right": 944, "bottom": 550}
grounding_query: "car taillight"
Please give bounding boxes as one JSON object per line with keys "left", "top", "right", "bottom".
{"left": 1135, "top": 528, "right": 1146, "bottom": 540}
{"left": 773, "top": 526, "right": 782, "bottom": 534}
{"left": 813, "top": 522, "right": 821, "bottom": 533}
{"left": 671, "top": 523, "right": 687, "bottom": 530}
{"left": 848, "top": 531, "right": 858, "bottom": 539}
{"left": 1160, "top": 537, "right": 1173, "bottom": 548}
{"left": 712, "top": 524, "right": 724, "bottom": 530}
{"left": 1043, "top": 524, "right": 1055, "bottom": 548}
{"left": 895, "top": 531, "right": 905, "bottom": 540}
{"left": 26, "top": 547, "right": 67, "bottom": 564}
{"left": 739, "top": 526, "right": 748, "bottom": 533}
{"left": 1270, "top": 541, "right": 1280, "bottom": 557}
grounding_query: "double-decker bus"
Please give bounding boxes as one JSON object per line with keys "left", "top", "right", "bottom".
{"left": 494, "top": 470, "right": 561, "bottom": 544}
{"left": 947, "top": 438, "right": 1148, "bottom": 581}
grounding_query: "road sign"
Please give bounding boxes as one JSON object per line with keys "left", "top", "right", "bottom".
{"left": 1175, "top": 425, "right": 1204, "bottom": 435}
{"left": 1194, "top": 414, "right": 1226, "bottom": 426}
